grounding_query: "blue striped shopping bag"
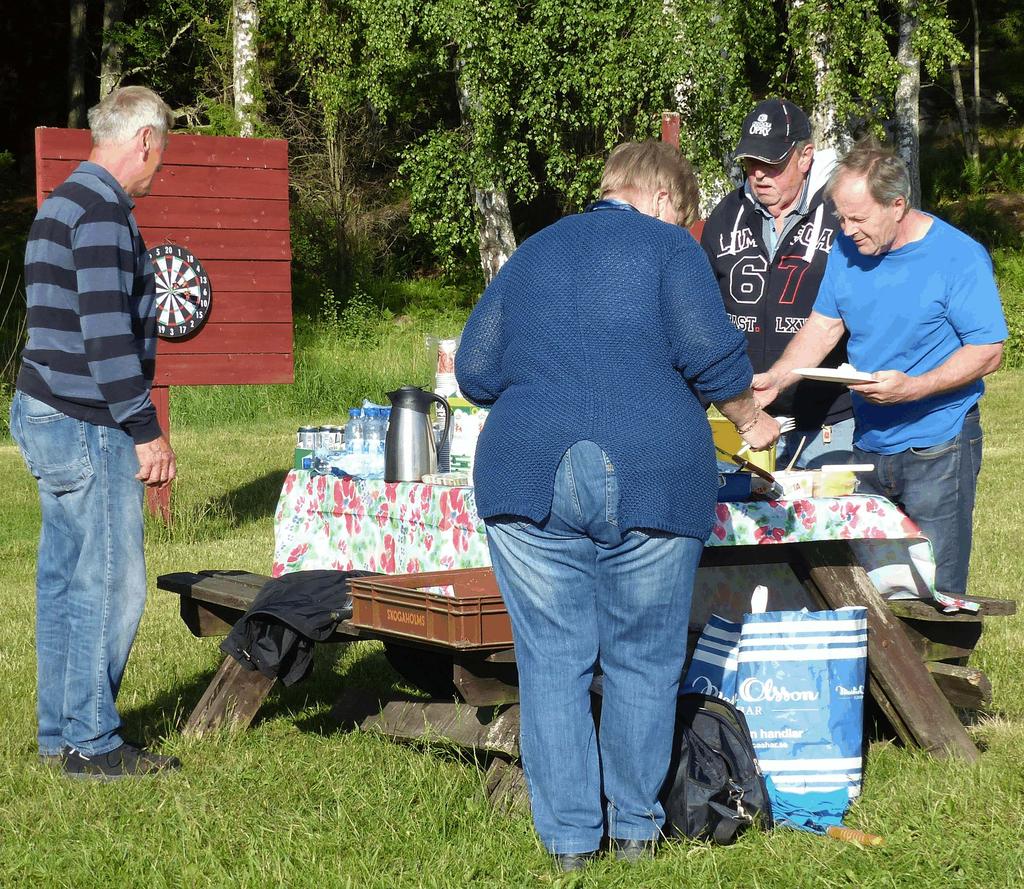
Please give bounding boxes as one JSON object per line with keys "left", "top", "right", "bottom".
{"left": 680, "top": 613, "right": 742, "bottom": 701}
{"left": 682, "top": 597, "right": 868, "bottom": 820}
{"left": 736, "top": 607, "right": 868, "bottom": 804}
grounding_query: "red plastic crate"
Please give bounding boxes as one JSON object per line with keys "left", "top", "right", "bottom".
{"left": 349, "top": 567, "right": 513, "bottom": 650}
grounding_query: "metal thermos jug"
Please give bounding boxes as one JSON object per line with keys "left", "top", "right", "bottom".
{"left": 384, "top": 386, "right": 452, "bottom": 482}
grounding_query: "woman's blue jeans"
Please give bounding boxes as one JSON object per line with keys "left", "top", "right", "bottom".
{"left": 485, "top": 441, "right": 703, "bottom": 854}
{"left": 9, "top": 391, "right": 146, "bottom": 757}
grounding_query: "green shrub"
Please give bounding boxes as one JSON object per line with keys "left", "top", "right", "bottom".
{"left": 0, "top": 261, "right": 26, "bottom": 395}
{"left": 0, "top": 151, "right": 17, "bottom": 200}
{"left": 941, "top": 196, "right": 1024, "bottom": 251}
{"left": 995, "top": 249, "right": 1024, "bottom": 369}
{"left": 989, "top": 148, "right": 1024, "bottom": 193}
{"left": 921, "top": 131, "right": 1024, "bottom": 207}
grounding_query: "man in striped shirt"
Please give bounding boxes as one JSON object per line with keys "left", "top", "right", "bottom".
{"left": 10, "top": 86, "right": 180, "bottom": 780}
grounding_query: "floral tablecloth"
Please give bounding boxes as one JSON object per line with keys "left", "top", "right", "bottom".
{"left": 272, "top": 471, "right": 974, "bottom": 611}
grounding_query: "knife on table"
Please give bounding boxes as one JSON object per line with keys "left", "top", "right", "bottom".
{"left": 715, "top": 446, "right": 784, "bottom": 499}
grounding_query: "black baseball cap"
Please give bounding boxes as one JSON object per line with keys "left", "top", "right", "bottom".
{"left": 733, "top": 99, "right": 812, "bottom": 164}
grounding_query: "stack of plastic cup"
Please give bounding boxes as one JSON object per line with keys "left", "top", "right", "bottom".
{"left": 434, "top": 338, "right": 459, "bottom": 472}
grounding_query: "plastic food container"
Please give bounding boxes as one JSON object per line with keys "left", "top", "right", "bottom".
{"left": 421, "top": 471, "right": 470, "bottom": 486}
{"left": 773, "top": 470, "right": 818, "bottom": 499}
{"left": 815, "top": 467, "right": 859, "bottom": 497}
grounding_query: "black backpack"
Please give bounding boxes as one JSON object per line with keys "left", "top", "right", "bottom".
{"left": 659, "top": 693, "right": 773, "bottom": 844}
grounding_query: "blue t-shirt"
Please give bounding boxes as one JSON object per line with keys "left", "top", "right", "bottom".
{"left": 814, "top": 215, "right": 1007, "bottom": 454}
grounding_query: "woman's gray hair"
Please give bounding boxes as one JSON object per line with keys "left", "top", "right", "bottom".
{"left": 826, "top": 136, "right": 911, "bottom": 206}
{"left": 600, "top": 140, "right": 700, "bottom": 226}
{"left": 87, "top": 86, "right": 174, "bottom": 146}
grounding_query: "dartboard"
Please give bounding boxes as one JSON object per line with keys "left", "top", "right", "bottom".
{"left": 147, "top": 243, "right": 213, "bottom": 339}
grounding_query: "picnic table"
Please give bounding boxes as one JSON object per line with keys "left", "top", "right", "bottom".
{"left": 159, "top": 472, "right": 1015, "bottom": 786}
{"left": 270, "top": 471, "right": 975, "bottom": 613}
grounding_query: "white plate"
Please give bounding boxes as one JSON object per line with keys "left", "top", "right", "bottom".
{"left": 793, "top": 367, "right": 875, "bottom": 385}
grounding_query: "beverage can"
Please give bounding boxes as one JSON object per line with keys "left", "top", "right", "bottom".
{"left": 319, "top": 425, "right": 343, "bottom": 450}
{"left": 297, "top": 426, "right": 317, "bottom": 448}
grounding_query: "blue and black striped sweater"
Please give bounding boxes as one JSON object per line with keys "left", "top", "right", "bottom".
{"left": 17, "top": 161, "right": 160, "bottom": 444}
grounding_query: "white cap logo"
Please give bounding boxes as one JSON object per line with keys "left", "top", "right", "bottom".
{"left": 749, "top": 113, "right": 772, "bottom": 137}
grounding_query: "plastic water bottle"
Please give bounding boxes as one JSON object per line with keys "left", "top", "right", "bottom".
{"left": 344, "top": 408, "right": 364, "bottom": 455}
{"left": 365, "top": 408, "right": 386, "bottom": 478}
{"left": 341, "top": 408, "right": 365, "bottom": 475}
{"left": 377, "top": 409, "right": 389, "bottom": 475}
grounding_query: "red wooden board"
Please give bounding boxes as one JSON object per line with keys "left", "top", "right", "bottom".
{"left": 154, "top": 353, "right": 294, "bottom": 386}
{"left": 39, "top": 158, "right": 289, "bottom": 201}
{"left": 661, "top": 112, "right": 681, "bottom": 149}
{"left": 196, "top": 259, "right": 292, "bottom": 292}
{"left": 658, "top": 112, "right": 705, "bottom": 238}
{"left": 38, "top": 128, "right": 288, "bottom": 169}
{"left": 208, "top": 291, "right": 292, "bottom": 321}
{"left": 141, "top": 228, "right": 291, "bottom": 261}
{"left": 157, "top": 322, "right": 292, "bottom": 354}
{"left": 132, "top": 197, "right": 290, "bottom": 231}
{"left": 35, "top": 128, "right": 294, "bottom": 388}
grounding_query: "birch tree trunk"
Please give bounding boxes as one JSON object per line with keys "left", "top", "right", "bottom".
{"left": 808, "top": 47, "right": 840, "bottom": 150}
{"left": 895, "top": 2, "right": 921, "bottom": 207}
{"left": 672, "top": 75, "right": 733, "bottom": 217}
{"left": 970, "top": 0, "right": 980, "bottom": 141}
{"left": 324, "top": 115, "right": 352, "bottom": 292}
{"left": 455, "top": 70, "right": 517, "bottom": 284}
{"left": 232, "top": 0, "right": 260, "bottom": 137}
{"left": 788, "top": 0, "right": 849, "bottom": 153}
{"left": 663, "top": 0, "right": 734, "bottom": 215}
{"left": 68, "top": 0, "right": 88, "bottom": 127}
{"left": 470, "top": 187, "right": 517, "bottom": 283}
{"left": 950, "top": 60, "right": 978, "bottom": 165}
{"left": 100, "top": 0, "right": 126, "bottom": 98}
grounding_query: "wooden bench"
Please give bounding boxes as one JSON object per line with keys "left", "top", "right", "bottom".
{"left": 159, "top": 543, "right": 1016, "bottom": 766}
{"left": 159, "top": 569, "right": 518, "bottom": 734}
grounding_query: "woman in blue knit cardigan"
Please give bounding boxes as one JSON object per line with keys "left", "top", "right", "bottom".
{"left": 456, "top": 141, "right": 778, "bottom": 870}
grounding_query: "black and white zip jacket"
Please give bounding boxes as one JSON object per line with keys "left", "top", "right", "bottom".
{"left": 700, "top": 150, "right": 853, "bottom": 429}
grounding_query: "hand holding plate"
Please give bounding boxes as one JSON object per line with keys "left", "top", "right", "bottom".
{"left": 848, "top": 369, "right": 920, "bottom": 404}
{"left": 751, "top": 371, "right": 781, "bottom": 409}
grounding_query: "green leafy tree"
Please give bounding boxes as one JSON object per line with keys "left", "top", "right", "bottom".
{"left": 666, "top": 0, "right": 764, "bottom": 209}
{"left": 261, "top": 0, "right": 434, "bottom": 301}
{"left": 113, "top": 0, "right": 236, "bottom": 129}
{"left": 397, "top": 0, "right": 698, "bottom": 269}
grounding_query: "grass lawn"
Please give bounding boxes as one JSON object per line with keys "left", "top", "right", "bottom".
{"left": 0, "top": 370, "right": 1022, "bottom": 888}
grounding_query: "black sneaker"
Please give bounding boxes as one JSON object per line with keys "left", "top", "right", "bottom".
{"left": 609, "top": 837, "right": 659, "bottom": 862}
{"left": 63, "top": 742, "right": 181, "bottom": 781}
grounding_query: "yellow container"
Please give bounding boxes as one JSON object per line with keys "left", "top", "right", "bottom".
{"left": 707, "top": 414, "right": 776, "bottom": 473}
{"left": 816, "top": 467, "right": 858, "bottom": 497}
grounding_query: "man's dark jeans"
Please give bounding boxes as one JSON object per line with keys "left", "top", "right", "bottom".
{"left": 854, "top": 407, "right": 982, "bottom": 596}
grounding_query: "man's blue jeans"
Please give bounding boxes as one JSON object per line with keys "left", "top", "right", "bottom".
{"left": 485, "top": 441, "right": 703, "bottom": 854}
{"left": 9, "top": 391, "right": 146, "bottom": 757}
{"left": 854, "top": 407, "right": 982, "bottom": 596}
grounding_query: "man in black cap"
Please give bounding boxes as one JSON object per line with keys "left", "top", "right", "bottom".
{"left": 700, "top": 98, "right": 853, "bottom": 468}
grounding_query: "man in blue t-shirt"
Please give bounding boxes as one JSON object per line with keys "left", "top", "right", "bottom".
{"left": 752, "top": 139, "right": 1007, "bottom": 597}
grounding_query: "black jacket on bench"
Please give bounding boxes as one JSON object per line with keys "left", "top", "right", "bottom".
{"left": 221, "top": 569, "right": 378, "bottom": 686}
